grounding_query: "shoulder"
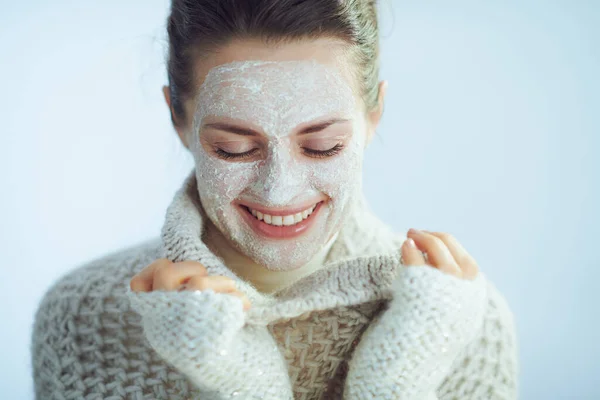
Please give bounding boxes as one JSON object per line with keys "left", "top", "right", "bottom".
{"left": 30, "top": 240, "right": 160, "bottom": 399}
{"left": 32, "top": 236, "right": 164, "bottom": 328}
{"left": 36, "top": 237, "right": 163, "bottom": 305}
{"left": 438, "top": 275, "right": 519, "bottom": 399}
{"left": 30, "top": 237, "right": 188, "bottom": 398}
{"left": 32, "top": 237, "right": 164, "bottom": 334}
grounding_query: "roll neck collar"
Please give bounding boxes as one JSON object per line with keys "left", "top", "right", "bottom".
{"left": 160, "top": 170, "right": 404, "bottom": 325}
{"left": 203, "top": 216, "right": 340, "bottom": 294}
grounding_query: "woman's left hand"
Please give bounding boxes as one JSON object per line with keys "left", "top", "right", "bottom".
{"left": 344, "top": 228, "right": 488, "bottom": 399}
{"left": 402, "top": 228, "right": 479, "bottom": 280}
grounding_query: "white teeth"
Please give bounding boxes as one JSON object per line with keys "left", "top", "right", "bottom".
{"left": 248, "top": 203, "right": 319, "bottom": 226}
{"left": 272, "top": 216, "right": 283, "bottom": 226}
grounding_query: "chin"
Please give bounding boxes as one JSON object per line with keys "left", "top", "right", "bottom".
{"left": 227, "top": 205, "right": 335, "bottom": 272}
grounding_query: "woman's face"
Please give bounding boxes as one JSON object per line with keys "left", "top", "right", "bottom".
{"left": 170, "top": 38, "right": 384, "bottom": 270}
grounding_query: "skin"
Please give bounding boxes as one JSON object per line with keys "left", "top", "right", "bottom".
{"left": 130, "top": 38, "right": 479, "bottom": 307}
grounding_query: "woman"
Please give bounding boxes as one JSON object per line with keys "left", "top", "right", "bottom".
{"left": 31, "top": 0, "right": 518, "bottom": 399}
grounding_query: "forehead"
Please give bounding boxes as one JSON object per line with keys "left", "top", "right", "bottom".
{"left": 198, "top": 60, "right": 355, "bottom": 108}
{"left": 194, "top": 60, "right": 358, "bottom": 135}
{"left": 193, "top": 37, "right": 359, "bottom": 92}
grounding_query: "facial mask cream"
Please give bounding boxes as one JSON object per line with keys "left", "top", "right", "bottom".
{"left": 189, "top": 60, "right": 367, "bottom": 270}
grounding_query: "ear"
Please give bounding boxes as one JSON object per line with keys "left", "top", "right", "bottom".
{"left": 366, "top": 80, "right": 388, "bottom": 146}
{"left": 162, "top": 85, "right": 190, "bottom": 149}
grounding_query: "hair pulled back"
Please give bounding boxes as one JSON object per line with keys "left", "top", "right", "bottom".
{"left": 166, "top": 0, "right": 380, "bottom": 127}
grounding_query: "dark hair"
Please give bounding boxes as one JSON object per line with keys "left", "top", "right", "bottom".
{"left": 166, "top": 0, "right": 380, "bottom": 127}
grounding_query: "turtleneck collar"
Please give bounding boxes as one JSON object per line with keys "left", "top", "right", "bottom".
{"left": 203, "top": 216, "right": 340, "bottom": 294}
{"left": 160, "top": 170, "right": 404, "bottom": 325}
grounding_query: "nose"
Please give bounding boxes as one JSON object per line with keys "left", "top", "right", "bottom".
{"left": 249, "top": 144, "right": 307, "bottom": 206}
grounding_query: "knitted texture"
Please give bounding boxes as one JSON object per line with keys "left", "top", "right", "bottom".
{"left": 344, "top": 266, "right": 488, "bottom": 399}
{"left": 31, "top": 170, "right": 519, "bottom": 399}
{"left": 268, "top": 301, "right": 386, "bottom": 399}
{"left": 127, "top": 288, "right": 293, "bottom": 399}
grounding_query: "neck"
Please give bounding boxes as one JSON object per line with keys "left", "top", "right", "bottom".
{"left": 203, "top": 219, "right": 338, "bottom": 294}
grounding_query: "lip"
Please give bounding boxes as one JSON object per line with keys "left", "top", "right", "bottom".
{"left": 236, "top": 199, "right": 323, "bottom": 216}
{"left": 237, "top": 201, "right": 324, "bottom": 240}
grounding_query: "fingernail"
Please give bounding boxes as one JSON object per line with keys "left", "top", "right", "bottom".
{"left": 408, "top": 228, "right": 422, "bottom": 235}
{"left": 406, "top": 238, "right": 416, "bottom": 248}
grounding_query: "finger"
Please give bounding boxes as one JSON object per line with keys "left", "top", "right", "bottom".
{"left": 152, "top": 261, "right": 209, "bottom": 291}
{"left": 422, "top": 231, "right": 479, "bottom": 279}
{"left": 130, "top": 258, "right": 170, "bottom": 292}
{"left": 185, "top": 275, "right": 238, "bottom": 293}
{"left": 229, "top": 291, "right": 252, "bottom": 311}
{"left": 183, "top": 276, "right": 251, "bottom": 310}
{"left": 401, "top": 238, "right": 426, "bottom": 266}
{"left": 407, "top": 229, "right": 461, "bottom": 277}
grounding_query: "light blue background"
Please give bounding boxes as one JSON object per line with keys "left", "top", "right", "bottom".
{"left": 1, "top": 0, "right": 598, "bottom": 398}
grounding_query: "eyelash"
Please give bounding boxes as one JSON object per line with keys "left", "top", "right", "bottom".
{"left": 214, "top": 144, "right": 345, "bottom": 160}
{"left": 302, "top": 143, "right": 345, "bottom": 158}
{"left": 214, "top": 148, "right": 258, "bottom": 160}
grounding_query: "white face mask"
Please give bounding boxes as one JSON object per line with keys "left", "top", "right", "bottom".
{"left": 189, "top": 60, "right": 367, "bottom": 271}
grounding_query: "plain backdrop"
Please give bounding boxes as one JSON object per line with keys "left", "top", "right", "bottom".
{"left": 1, "top": 0, "right": 598, "bottom": 398}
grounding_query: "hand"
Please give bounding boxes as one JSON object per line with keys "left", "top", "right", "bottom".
{"left": 130, "top": 258, "right": 252, "bottom": 310}
{"left": 402, "top": 228, "right": 479, "bottom": 280}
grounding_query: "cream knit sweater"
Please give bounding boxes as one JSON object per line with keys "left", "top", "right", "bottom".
{"left": 31, "top": 171, "right": 519, "bottom": 399}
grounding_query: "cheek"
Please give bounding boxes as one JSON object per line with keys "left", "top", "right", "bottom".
{"left": 196, "top": 153, "right": 259, "bottom": 205}
{"left": 309, "top": 147, "right": 363, "bottom": 200}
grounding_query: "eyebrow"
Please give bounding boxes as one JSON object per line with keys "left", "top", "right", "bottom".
{"left": 298, "top": 118, "right": 350, "bottom": 135}
{"left": 202, "top": 123, "right": 258, "bottom": 136}
{"left": 202, "top": 118, "right": 350, "bottom": 137}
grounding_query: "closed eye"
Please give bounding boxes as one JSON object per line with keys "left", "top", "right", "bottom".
{"left": 214, "top": 148, "right": 260, "bottom": 160}
{"left": 302, "top": 143, "right": 345, "bottom": 158}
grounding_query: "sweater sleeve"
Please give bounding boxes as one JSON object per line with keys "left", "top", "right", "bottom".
{"left": 436, "top": 282, "right": 519, "bottom": 399}
{"left": 125, "top": 285, "right": 294, "bottom": 400}
{"left": 344, "top": 265, "right": 488, "bottom": 400}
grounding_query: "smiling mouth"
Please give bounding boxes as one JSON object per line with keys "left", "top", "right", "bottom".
{"left": 242, "top": 202, "right": 320, "bottom": 226}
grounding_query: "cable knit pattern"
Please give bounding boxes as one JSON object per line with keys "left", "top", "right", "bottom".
{"left": 31, "top": 170, "right": 519, "bottom": 399}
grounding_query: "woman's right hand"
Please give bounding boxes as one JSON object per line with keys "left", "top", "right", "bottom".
{"left": 129, "top": 258, "right": 252, "bottom": 311}
{"left": 126, "top": 258, "right": 293, "bottom": 400}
